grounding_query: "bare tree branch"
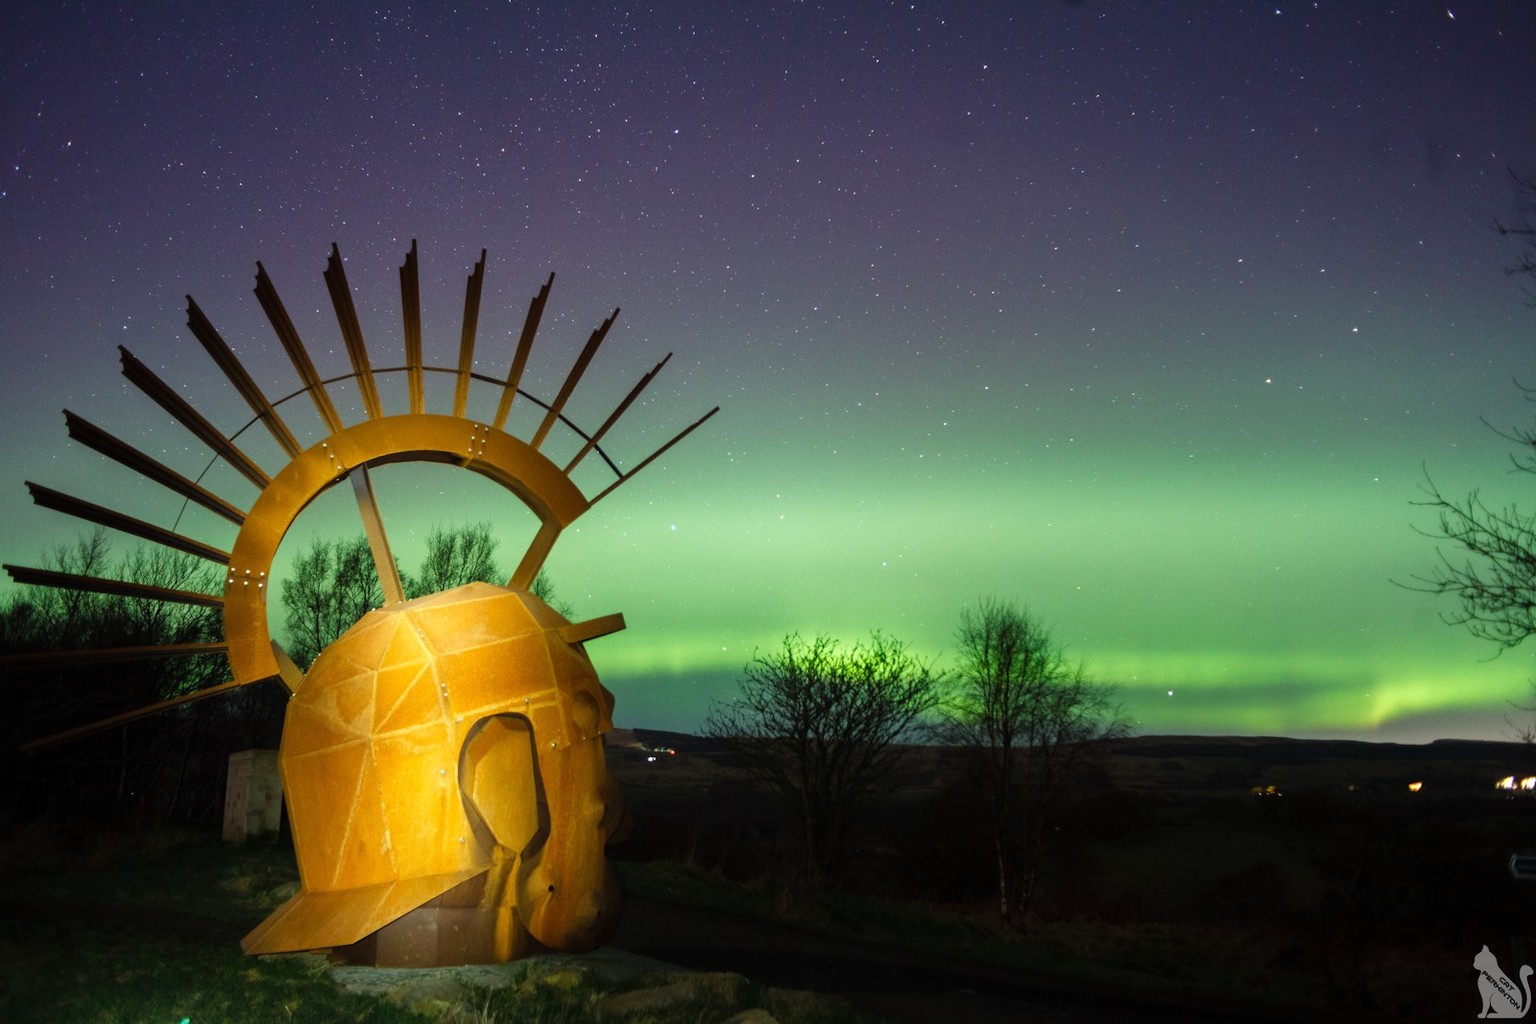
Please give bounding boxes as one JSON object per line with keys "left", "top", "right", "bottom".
{"left": 704, "top": 632, "right": 941, "bottom": 888}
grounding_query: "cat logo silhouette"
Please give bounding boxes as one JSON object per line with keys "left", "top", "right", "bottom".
{"left": 1475, "top": 944, "right": 1533, "bottom": 1018}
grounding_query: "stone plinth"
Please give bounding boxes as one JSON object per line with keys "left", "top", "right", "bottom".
{"left": 224, "top": 749, "right": 283, "bottom": 842}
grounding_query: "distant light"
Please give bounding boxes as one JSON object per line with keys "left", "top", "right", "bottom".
{"left": 1167, "top": 690, "right": 1174, "bottom": 697}
{"left": 1498, "top": 775, "right": 1516, "bottom": 790}
{"left": 1407, "top": 781, "right": 1423, "bottom": 793}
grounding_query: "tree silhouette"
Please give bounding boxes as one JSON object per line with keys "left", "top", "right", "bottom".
{"left": 280, "top": 521, "right": 571, "bottom": 669}
{"left": 704, "top": 631, "right": 940, "bottom": 888}
{"left": 934, "top": 599, "right": 1125, "bottom": 930}
{"left": 1415, "top": 170, "right": 1536, "bottom": 652}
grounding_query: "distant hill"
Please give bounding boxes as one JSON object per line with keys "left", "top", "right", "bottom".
{"left": 1103, "top": 733, "right": 1536, "bottom": 797}
{"left": 614, "top": 727, "right": 1536, "bottom": 798}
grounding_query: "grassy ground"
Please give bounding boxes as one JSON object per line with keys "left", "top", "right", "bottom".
{"left": 0, "top": 811, "right": 1487, "bottom": 1023}
{"left": 613, "top": 854, "right": 1473, "bottom": 1023}
{"left": 0, "top": 826, "right": 856, "bottom": 1024}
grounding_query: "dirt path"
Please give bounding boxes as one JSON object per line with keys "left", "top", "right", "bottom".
{"left": 607, "top": 897, "right": 1300, "bottom": 1024}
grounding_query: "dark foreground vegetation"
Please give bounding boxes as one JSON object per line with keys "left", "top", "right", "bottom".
{"left": 0, "top": 824, "right": 859, "bottom": 1024}
{"left": 610, "top": 729, "right": 1536, "bottom": 1022}
{"left": 2, "top": 731, "right": 1525, "bottom": 1023}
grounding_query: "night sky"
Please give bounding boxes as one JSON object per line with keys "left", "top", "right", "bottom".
{"left": 3, "top": 3, "right": 1535, "bottom": 742}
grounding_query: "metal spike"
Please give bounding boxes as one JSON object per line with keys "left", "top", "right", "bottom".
{"left": 26, "top": 482, "right": 231, "bottom": 564}
{"left": 185, "top": 299, "right": 302, "bottom": 458}
{"left": 509, "top": 520, "right": 562, "bottom": 591}
{"left": 325, "top": 243, "right": 382, "bottom": 419}
{"left": 400, "top": 240, "right": 424, "bottom": 414}
{"left": 350, "top": 466, "right": 404, "bottom": 605}
{"left": 254, "top": 261, "right": 343, "bottom": 434}
{"left": 1, "top": 642, "right": 228, "bottom": 670}
{"left": 3, "top": 564, "right": 224, "bottom": 608}
{"left": 64, "top": 410, "right": 246, "bottom": 525}
{"left": 492, "top": 272, "right": 554, "bottom": 430}
{"left": 531, "top": 310, "right": 618, "bottom": 451}
{"left": 19, "top": 678, "right": 259, "bottom": 751}
{"left": 454, "top": 250, "right": 487, "bottom": 418}
{"left": 589, "top": 406, "right": 720, "bottom": 506}
{"left": 565, "top": 353, "right": 672, "bottom": 474}
{"left": 119, "top": 346, "right": 270, "bottom": 490}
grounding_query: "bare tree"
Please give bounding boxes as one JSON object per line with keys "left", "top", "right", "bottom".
{"left": 1, "top": 530, "right": 237, "bottom": 819}
{"left": 281, "top": 523, "right": 571, "bottom": 669}
{"left": 936, "top": 599, "right": 1126, "bottom": 930}
{"left": 406, "top": 522, "right": 502, "bottom": 598}
{"left": 703, "top": 632, "right": 941, "bottom": 888}
{"left": 280, "top": 535, "right": 383, "bottom": 669}
{"left": 1413, "top": 168, "right": 1536, "bottom": 722}
{"left": 1414, "top": 479, "right": 1536, "bottom": 650}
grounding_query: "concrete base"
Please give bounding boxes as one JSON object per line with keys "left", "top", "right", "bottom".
{"left": 223, "top": 749, "right": 282, "bottom": 842}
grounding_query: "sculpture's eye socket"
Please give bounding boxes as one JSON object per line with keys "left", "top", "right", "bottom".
{"left": 570, "top": 690, "right": 601, "bottom": 736}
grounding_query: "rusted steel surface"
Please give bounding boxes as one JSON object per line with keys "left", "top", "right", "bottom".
{"left": 241, "top": 584, "right": 626, "bottom": 964}
{"left": 11, "top": 241, "right": 715, "bottom": 966}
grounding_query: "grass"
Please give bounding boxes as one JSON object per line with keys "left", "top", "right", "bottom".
{"left": 613, "top": 857, "right": 1347, "bottom": 1020}
{"left": 0, "top": 818, "right": 1475, "bottom": 1023}
{"left": 0, "top": 826, "right": 859, "bottom": 1024}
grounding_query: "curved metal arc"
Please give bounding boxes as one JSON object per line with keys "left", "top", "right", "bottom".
{"left": 222, "top": 413, "right": 592, "bottom": 688}
{"left": 233, "top": 365, "right": 627, "bottom": 480}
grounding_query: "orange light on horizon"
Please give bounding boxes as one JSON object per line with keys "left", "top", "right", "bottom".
{"left": 1407, "top": 781, "right": 1423, "bottom": 792}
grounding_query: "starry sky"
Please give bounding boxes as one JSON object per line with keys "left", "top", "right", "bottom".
{"left": 3, "top": 2, "right": 1535, "bottom": 743}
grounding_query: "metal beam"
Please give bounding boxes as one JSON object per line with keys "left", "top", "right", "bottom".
{"left": 400, "top": 240, "right": 424, "bottom": 414}
{"left": 510, "top": 519, "right": 562, "bottom": 590}
{"left": 26, "top": 482, "right": 231, "bottom": 564}
{"left": 19, "top": 677, "right": 261, "bottom": 752}
{"left": 1, "top": 642, "right": 227, "bottom": 671}
{"left": 64, "top": 410, "right": 246, "bottom": 525}
{"left": 185, "top": 298, "right": 302, "bottom": 458}
{"left": 325, "top": 243, "right": 382, "bottom": 419}
{"left": 254, "top": 261, "right": 343, "bottom": 434}
{"left": 3, "top": 564, "right": 224, "bottom": 609}
{"left": 492, "top": 272, "right": 554, "bottom": 430}
{"left": 530, "top": 310, "right": 617, "bottom": 451}
{"left": 350, "top": 465, "right": 405, "bottom": 605}
{"left": 453, "top": 249, "right": 487, "bottom": 418}
{"left": 119, "top": 347, "right": 271, "bottom": 490}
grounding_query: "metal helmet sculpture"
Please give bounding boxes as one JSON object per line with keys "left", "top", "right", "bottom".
{"left": 2, "top": 242, "right": 716, "bottom": 966}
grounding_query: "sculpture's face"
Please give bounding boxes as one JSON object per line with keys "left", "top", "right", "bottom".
{"left": 242, "top": 582, "right": 625, "bottom": 964}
